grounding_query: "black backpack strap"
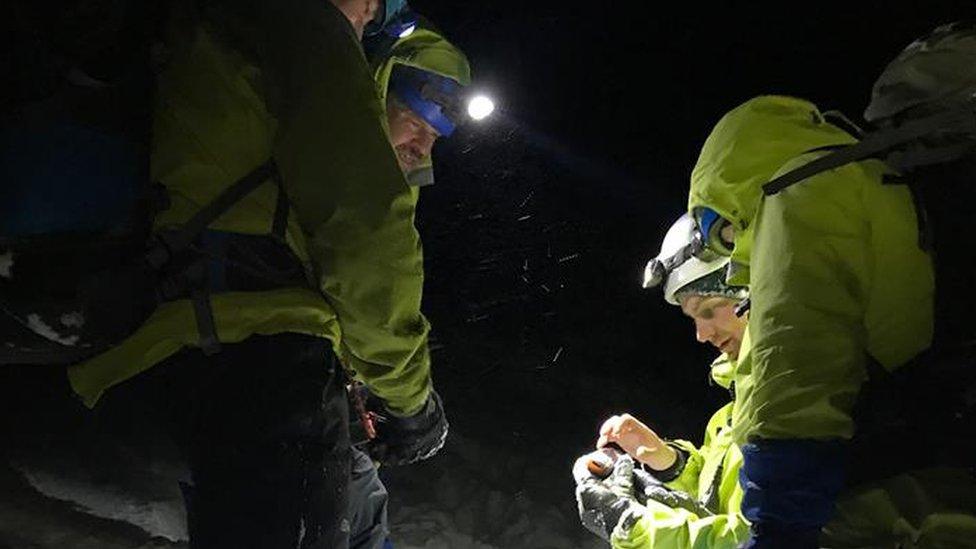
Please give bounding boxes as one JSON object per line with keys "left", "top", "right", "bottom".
{"left": 149, "top": 159, "right": 281, "bottom": 355}
{"left": 270, "top": 168, "right": 290, "bottom": 242}
{"left": 146, "top": 160, "right": 279, "bottom": 269}
{"left": 186, "top": 260, "right": 222, "bottom": 355}
{"left": 763, "top": 105, "right": 976, "bottom": 196}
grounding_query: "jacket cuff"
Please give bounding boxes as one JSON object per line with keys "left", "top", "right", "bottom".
{"left": 641, "top": 442, "right": 687, "bottom": 482}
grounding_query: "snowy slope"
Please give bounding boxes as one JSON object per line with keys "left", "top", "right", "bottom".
{"left": 2, "top": 429, "right": 601, "bottom": 549}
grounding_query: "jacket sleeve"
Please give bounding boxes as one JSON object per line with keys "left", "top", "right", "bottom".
{"left": 663, "top": 440, "right": 703, "bottom": 497}
{"left": 217, "top": 0, "right": 432, "bottom": 414}
{"left": 611, "top": 501, "right": 751, "bottom": 549}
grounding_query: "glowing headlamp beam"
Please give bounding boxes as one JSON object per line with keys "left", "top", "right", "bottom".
{"left": 467, "top": 95, "right": 495, "bottom": 121}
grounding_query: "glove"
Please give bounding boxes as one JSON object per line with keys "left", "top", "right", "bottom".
{"left": 574, "top": 453, "right": 643, "bottom": 541}
{"left": 366, "top": 389, "right": 448, "bottom": 466}
{"left": 633, "top": 466, "right": 712, "bottom": 516}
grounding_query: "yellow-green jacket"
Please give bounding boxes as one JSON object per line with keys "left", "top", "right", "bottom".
{"left": 683, "top": 95, "right": 976, "bottom": 545}
{"left": 688, "top": 94, "right": 933, "bottom": 444}
{"left": 69, "top": 0, "right": 431, "bottom": 415}
{"left": 612, "top": 356, "right": 751, "bottom": 549}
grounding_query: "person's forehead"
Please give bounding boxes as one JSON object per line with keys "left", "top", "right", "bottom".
{"left": 389, "top": 98, "right": 441, "bottom": 137}
{"left": 406, "top": 107, "right": 440, "bottom": 137}
{"left": 679, "top": 294, "right": 737, "bottom": 315}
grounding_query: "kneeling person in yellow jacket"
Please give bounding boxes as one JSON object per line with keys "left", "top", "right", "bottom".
{"left": 574, "top": 213, "right": 752, "bottom": 548}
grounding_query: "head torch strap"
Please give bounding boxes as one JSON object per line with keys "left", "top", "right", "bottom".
{"left": 390, "top": 66, "right": 462, "bottom": 136}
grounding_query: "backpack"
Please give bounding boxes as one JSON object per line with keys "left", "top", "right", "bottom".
{"left": 1, "top": 1, "right": 286, "bottom": 365}
{"left": 760, "top": 21, "right": 976, "bottom": 482}
{"left": 763, "top": 21, "right": 976, "bottom": 350}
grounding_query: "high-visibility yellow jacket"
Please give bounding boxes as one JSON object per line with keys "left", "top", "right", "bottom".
{"left": 612, "top": 356, "right": 750, "bottom": 549}
{"left": 69, "top": 0, "right": 431, "bottom": 415}
{"left": 615, "top": 351, "right": 976, "bottom": 547}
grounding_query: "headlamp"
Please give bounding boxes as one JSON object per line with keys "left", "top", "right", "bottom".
{"left": 391, "top": 66, "right": 497, "bottom": 136}
{"left": 643, "top": 230, "right": 720, "bottom": 289}
{"left": 642, "top": 215, "right": 733, "bottom": 290}
{"left": 467, "top": 94, "right": 495, "bottom": 121}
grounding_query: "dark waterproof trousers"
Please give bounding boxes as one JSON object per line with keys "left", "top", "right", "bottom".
{"left": 103, "top": 332, "right": 352, "bottom": 549}
{"left": 170, "top": 333, "right": 351, "bottom": 549}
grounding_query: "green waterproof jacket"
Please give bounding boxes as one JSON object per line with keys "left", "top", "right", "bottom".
{"left": 688, "top": 95, "right": 934, "bottom": 442}
{"left": 676, "top": 95, "right": 976, "bottom": 546}
{"left": 372, "top": 27, "right": 471, "bottom": 187}
{"left": 69, "top": 0, "right": 432, "bottom": 415}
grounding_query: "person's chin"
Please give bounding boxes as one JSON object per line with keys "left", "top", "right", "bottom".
{"left": 719, "top": 340, "right": 737, "bottom": 355}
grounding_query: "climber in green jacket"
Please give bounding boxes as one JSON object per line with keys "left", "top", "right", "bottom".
{"left": 348, "top": 23, "right": 472, "bottom": 549}
{"left": 684, "top": 95, "right": 976, "bottom": 547}
{"left": 64, "top": 0, "right": 448, "bottom": 547}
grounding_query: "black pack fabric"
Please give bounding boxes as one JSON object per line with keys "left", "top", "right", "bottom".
{"left": 1, "top": 1, "right": 165, "bottom": 365}
{"left": 1, "top": 1, "right": 303, "bottom": 365}
{"left": 848, "top": 347, "right": 976, "bottom": 486}
{"left": 907, "top": 157, "right": 976, "bottom": 350}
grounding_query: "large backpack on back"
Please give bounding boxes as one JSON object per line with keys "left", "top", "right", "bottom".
{"left": 1, "top": 1, "right": 287, "bottom": 366}
{"left": 765, "top": 21, "right": 976, "bottom": 351}
{"left": 1, "top": 1, "right": 163, "bottom": 365}
{"left": 762, "top": 21, "right": 976, "bottom": 482}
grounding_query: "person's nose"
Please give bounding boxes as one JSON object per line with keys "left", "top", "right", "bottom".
{"left": 415, "top": 131, "right": 436, "bottom": 156}
{"left": 695, "top": 318, "right": 716, "bottom": 344}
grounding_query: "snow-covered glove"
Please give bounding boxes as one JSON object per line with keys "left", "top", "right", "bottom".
{"left": 574, "top": 453, "right": 644, "bottom": 542}
{"left": 366, "top": 389, "right": 448, "bottom": 466}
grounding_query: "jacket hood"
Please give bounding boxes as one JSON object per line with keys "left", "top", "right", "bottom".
{"left": 688, "top": 96, "right": 856, "bottom": 270}
{"left": 373, "top": 28, "right": 470, "bottom": 185}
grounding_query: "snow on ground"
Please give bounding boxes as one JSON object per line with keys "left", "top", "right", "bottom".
{"left": 0, "top": 408, "right": 606, "bottom": 549}
{"left": 6, "top": 432, "right": 189, "bottom": 545}
{"left": 2, "top": 426, "right": 602, "bottom": 549}
{"left": 384, "top": 431, "right": 603, "bottom": 549}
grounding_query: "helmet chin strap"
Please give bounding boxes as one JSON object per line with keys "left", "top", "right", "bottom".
{"left": 734, "top": 298, "right": 751, "bottom": 317}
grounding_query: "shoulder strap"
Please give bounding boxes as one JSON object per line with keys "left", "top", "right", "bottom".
{"left": 763, "top": 104, "right": 976, "bottom": 196}
{"left": 146, "top": 160, "right": 279, "bottom": 268}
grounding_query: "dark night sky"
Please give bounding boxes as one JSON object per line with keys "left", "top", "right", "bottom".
{"left": 381, "top": 1, "right": 974, "bottom": 507}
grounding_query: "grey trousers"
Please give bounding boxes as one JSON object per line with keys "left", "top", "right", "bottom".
{"left": 348, "top": 447, "right": 390, "bottom": 549}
